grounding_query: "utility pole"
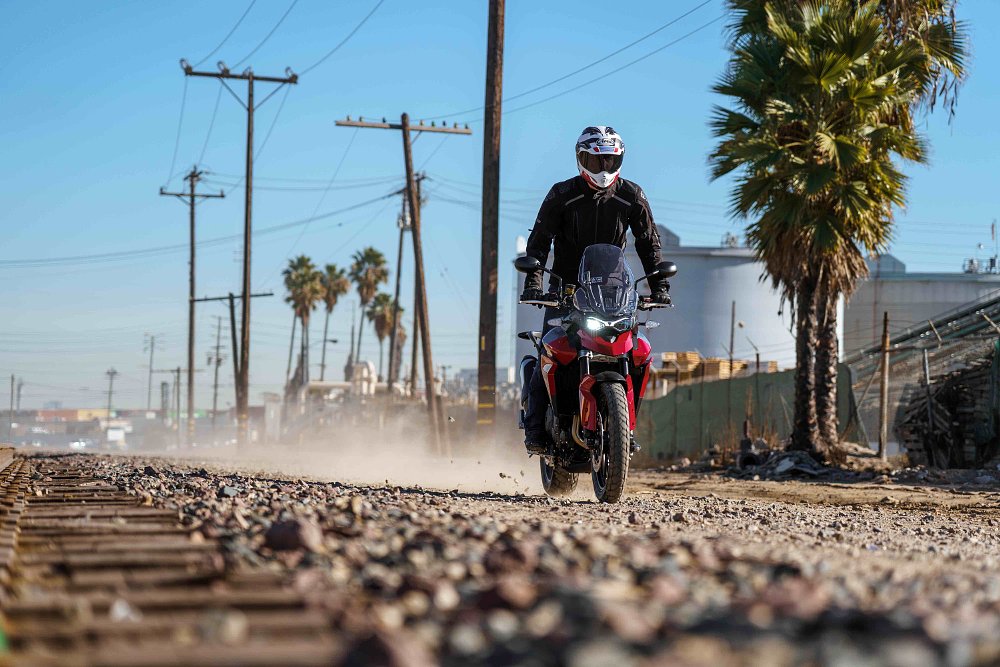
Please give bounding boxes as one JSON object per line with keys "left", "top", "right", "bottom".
{"left": 409, "top": 176, "right": 426, "bottom": 399}
{"left": 478, "top": 0, "right": 505, "bottom": 441}
{"left": 878, "top": 311, "right": 890, "bottom": 461}
{"left": 8, "top": 375, "right": 13, "bottom": 442}
{"left": 105, "top": 368, "right": 118, "bottom": 435}
{"left": 387, "top": 177, "right": 424, "bottom": 393}
{"left": 160, "top": 167, "right": 224, "bottom": 446}
{"left": 727, "top": 300, "right": 736, "bottom": 431}
{"left": 347, "top": 303, "right": 356, "bottom": 380}
{"left": 208, "top": 316, "right": 226, "bottom": 435}
{"left": 143, "top": 334, "right": 159, "bottom": 411}
{"left": 320, "top": 339, "right": 338, "bottom": 381}
{"left": 182, "top": 59, "right": 298, "bottom": 448}
{"left": 193, "top": 291, "right": 273, "bottom": 438}
{"left": 335, "top": 115, "right": 471, "bottom": 453}
{"left": 15, "top": 378, "right": 22, "bottom": 413}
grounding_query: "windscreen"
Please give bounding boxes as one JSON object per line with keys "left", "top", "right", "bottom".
{"left": 573, "top": 244, "right": 637, "bottom": 317}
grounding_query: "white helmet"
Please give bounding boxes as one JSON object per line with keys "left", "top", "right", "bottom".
{"left": 576, "top": 126, "right": 624, "bottom": 189}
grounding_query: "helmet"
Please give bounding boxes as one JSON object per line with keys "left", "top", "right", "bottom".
{"left": 576, "top": 126, "right": 624, "bottom": 189}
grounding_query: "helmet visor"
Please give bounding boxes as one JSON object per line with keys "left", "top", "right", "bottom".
{"left": 579, "top": 151, "right": 623, "bottom": 174}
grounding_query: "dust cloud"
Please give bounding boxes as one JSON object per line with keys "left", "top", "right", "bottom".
{"left": 138, "top": 416, "right": 547, "bottom": 496}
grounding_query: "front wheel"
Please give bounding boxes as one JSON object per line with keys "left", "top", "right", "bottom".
{"left": 591, "top": 383, "right": 631, "bottom": 503}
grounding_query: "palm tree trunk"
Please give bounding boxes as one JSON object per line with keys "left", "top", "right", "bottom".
{"left": 285, "top": 313, "right": 297, "bottom": 385}
{"left": 378, "top": 340, "right": 385, "bottom": 381}
{"left": 356, "top": 306, "right": 366, "bottom": 362}
{"left": 301, "top": 316, "right": 310, "bottom": 385}
{"left": 320, "top": 310, "right": 331, "bottom": 381}
{"left": 791, "top": 277, "right": 820, "bottom": 454}
{"left": 815, "top": 285, "right": 839, "bottom": 457}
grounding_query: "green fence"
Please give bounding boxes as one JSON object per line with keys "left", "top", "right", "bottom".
{"left": 636, "top": 364, "right": 865, "bottom": 461}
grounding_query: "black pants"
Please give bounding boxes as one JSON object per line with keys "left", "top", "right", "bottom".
{"left": 524, "top": 307, "right": 564, "bottom": 436}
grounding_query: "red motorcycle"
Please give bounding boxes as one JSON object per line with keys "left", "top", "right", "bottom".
{"left": 515, "top": 244, "right": 676, "bottom": 503}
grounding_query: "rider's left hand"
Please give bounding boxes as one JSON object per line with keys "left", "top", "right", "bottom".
{"left": 649, "top": 285, "right": 671, "bottom": 305}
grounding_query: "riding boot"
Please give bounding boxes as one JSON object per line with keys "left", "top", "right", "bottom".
{"left": 523, "top": 364, "right": 549, "bottom": 454}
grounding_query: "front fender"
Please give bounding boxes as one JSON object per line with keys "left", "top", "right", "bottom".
{"left": 580, "top": 372, "right": 637, "bottom": 430}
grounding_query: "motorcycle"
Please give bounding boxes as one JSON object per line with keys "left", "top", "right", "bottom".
{"left": 515, "top": 244, "right": 676, "bottom": 503}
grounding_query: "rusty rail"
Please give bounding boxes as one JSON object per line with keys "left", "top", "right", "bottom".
{"left": 0, "top": 452, "right": 339, "bottom": 666}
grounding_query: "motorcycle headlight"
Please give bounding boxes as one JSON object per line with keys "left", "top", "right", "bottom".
{"left": 585, "top": 317, "right": 606, "bottom": 331}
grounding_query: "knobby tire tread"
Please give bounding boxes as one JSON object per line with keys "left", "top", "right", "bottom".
{"left": 595, "top": 382, "right": 630, "bottom": 503}
{"left": 541, "top": 459, "right": 578, "bottom": 497}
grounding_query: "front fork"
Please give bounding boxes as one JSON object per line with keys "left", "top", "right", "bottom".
{"left": 577, "top": 350, "right": 638, "bottom": 435}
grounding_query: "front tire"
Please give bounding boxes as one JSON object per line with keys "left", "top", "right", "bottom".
{"left": 592, "top": 383, "right": 630, "bottom": 503}
{"left": 540, "top": 458, "right": 578, "bottom": 497}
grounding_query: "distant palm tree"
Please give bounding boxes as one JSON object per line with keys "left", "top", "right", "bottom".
{"left": 283, "top": 255, "right": 324, "bottom": 386}
{"left": 319, "top": 264, "right": 350, "bottom": 381}
{"left": 349, "top": 247, "right": 389, "bottom": 363}
{"left": 366, "top": 292, "right": 401, "bottom": 380}
{"left": 710, "top": 0, "right": 963, "bottom": 457}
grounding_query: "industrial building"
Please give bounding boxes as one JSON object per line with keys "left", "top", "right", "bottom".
{"left": 843, "top": 254, "right": 1000, "bottom": 357}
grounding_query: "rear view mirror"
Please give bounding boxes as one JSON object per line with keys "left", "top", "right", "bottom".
{"left": 514, "top": 256, "right": 542, "bottom": 273}
{"left": 654, "top": 260, "right": 677, "bottom": 279}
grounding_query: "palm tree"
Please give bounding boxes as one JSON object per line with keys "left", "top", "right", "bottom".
{"left": 282, "top": 255, "right": 324, "bottom": 387}
{"left": 366, "top": 292, "right": 400, "bottom": 381}
{"left": 349, "top": 247, "right": 389, "bottom": 363}
{"left": 709, "top": 0, "right": 960, "bottom": 457}
{"left": 319, "top": 264, "right": 351, "bottom": 381}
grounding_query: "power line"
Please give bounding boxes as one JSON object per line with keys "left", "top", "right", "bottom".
{"left": 198, "top": 82, "right": 224, "bottom": 165}
{"left": 193, "top": 0, "right": 259, "bottom": 68}
{"left": 500, "top": 16, "right": 724, "bottom": 119}
{"left": 218, "top": 84, "right": 294, "bottom": 196}
{"left": 299, "top": 0, "right": 386, "bottom": 75}
{"left": 0, "top": 193, "right": 396, "bottom": 269}
{"left": 261, "top": 127, "right": 362, "bottom": 285}
{"left": 164, "top": 78, "right": 189, "bottom": 186}
{"left": 427, "top": 0, "right": 714, "bottom": 121}
{"left": 232, "top": 0, "right": 299, "bottom": 68}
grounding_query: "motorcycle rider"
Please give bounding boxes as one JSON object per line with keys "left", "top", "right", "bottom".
{"left": 520, "top": 126, "right": 671, "bottom": 454}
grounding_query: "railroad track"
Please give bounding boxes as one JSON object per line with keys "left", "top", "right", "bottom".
{"left": 0, "top": 450, "right": 339, "bottom": 666}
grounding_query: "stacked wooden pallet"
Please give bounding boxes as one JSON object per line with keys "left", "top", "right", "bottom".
{"left": 897, "top": 360, "right": 996, "bottom": 467}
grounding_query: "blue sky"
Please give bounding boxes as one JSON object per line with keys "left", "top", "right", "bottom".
{"left": 1, "top": 0, "right": 997, "bottom": 409}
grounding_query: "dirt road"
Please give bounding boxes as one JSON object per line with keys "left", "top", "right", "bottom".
{"left": 10, "top": 452, "right": 1000, "bottom": 666}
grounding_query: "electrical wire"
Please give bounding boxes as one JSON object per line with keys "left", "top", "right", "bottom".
{"left": 198, "top": 82, "right": 224, "bottom": 166}
{"left": 258, "top": 128, "right": 361, "bottom": 287}
{"left": 299, "top": 0, "right": 386, "bottom": 75}
{"left": 500, "top": 16, "right": 724, "bottom": 119}
{"left": 427, "top": 0, "right": 714, "bottom": 121}
{"left": 418, "top": 136, "right": 450, "bottom": 171}
{"left": 193, "top": 0, "right": 258, "bottom": 68}
{"left": 232, "top": 0, "right": 299, "bottom": 68}
{"left": 163, "top": 78, "right": 189, "bottom": 186}
{"left": 0, "top": 193, "right": 397, "bottom": 269}
{"left": 220, "top": 84, "right": 293, "bottom": 196}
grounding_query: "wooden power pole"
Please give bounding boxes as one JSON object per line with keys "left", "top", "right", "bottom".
{"left": 878, "top": 311, "right": 890, "bottom": 460}
{"left": 334, "top": 115, "right": 471, "bottom": 454}
{"left": 478, "top": 0, "right": 505, "bottom": 441}
{"left": 193, "top": 291, "right": 273, "bottom": 437}
{"left": 160, "top": 167, "right": 223, "bottom": 446}
{"left": 182, "top": 60, "right": 297, "bottom": 448}
{"left": 209, "top": 316, "right": 225, "bottom": 435}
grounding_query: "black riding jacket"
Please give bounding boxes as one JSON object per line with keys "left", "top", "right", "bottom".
{"left": 523, "top": 175, "right": 666, "bottom": 293}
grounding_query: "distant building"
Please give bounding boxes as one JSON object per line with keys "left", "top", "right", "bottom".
{"left": 843, "top": 255, "right": 1000, "bottom": 357}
